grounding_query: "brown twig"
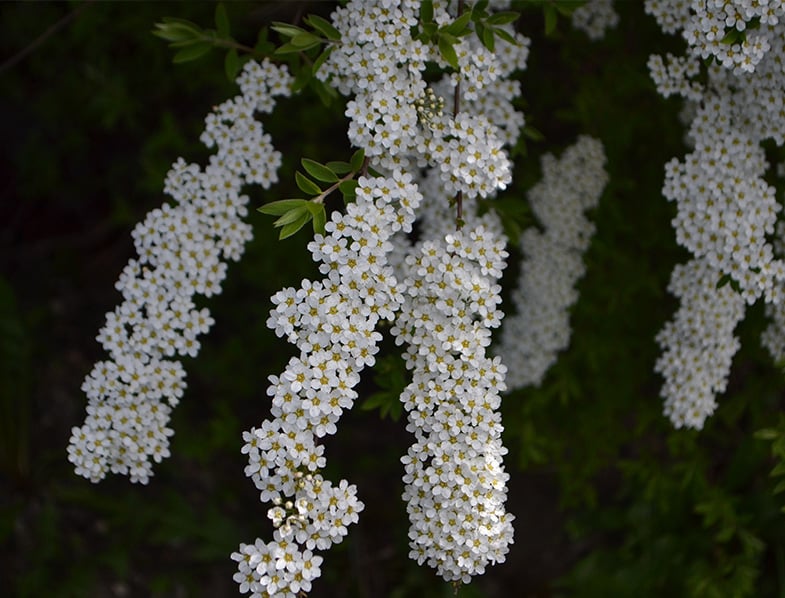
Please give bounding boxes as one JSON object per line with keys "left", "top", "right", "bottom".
{"left": 0, "top": 0, "right": 95, "bottom": 75}
{"left": 453, "top": 0, "right": 465, "bottom": 229}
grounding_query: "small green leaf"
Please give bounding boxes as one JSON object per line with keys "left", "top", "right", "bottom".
{"left": 339, "top": 179, "right": 359, "bottom": 201}
{"left": 257, "top": 199, "right": 310, "bottom": 216}
{"left": 471, "top": 0, "right": 490, "bottom": 19}
{"left": 309, "top": 77, "right": 337, "bottom": 106}
{"left": 290, "top": 32, "right": 321, "bottom": 47}
{"left": 523, "top": 125, "right": 544, "bottom": 142}
{"left": 291, "top": 66, "right": 313, "bottom": 93}
{"left": 276, "top": 41, "right": 319, "bottom": 55}
{"left": 305, "top": 14, "right": 341, "bottom": 41}
{"left": 438, "top": 34, "right": 459, "bottom": 69}
{"left": 442, "top": 12, "right": 472, "bottom": 36}
{"left": 274, "top": 206, "right": 309, "bottom": 227}
{"left": 255, "top": 28, "right": 275, "bottom": 55}
{"left": 271, "top": 22, "right": 308, "bottom": 39}
{"left": 302, "top": 159, "right": 338, "bottom": 183}
{"left": 420, "top": 0, "right": 434, "bottom": 24}
{"left": 215, "top": 3, "right": 230, "bottom": 38}
{"left": 755, "top": 428, "right": 779, "bottom": 441}
{"left": 544, "top": 3, "right": 558, "bottom": 35}
{"left": 306, "top": 203, "right": 327, "bottom": 234}
{"left": 482, "top": 26, "right": 495, "bottom": 51}
{"left": 326, "top": 161, "right": 352, "bottom": 175}
{"left": 494, "top": 26, "right": 517, "bottom": 45}
{"left": 173, "top": 41, "right": 212, "bottom": 64}
{"left": 279, "top": 211, "right": 313, "bottom": 240}
{"left": 716, "top": 273, "right": 732, "bottom": 289}
{"left": 486, "top": 11, "right": 519, "bottom": 25}
{"left": 350, "top": 149, "right": 365, "bottom": 173}
{"left": 224, "top": 49, "right": 241, "bottom": 81}
{"left": 295, "top": 171, "right": 323, "bottom": 196}
{"left": 153, "top": 22, "right": 202, "bottom": 43}
{"left": 312, "top": 46, "right": 333, "bottom": 75}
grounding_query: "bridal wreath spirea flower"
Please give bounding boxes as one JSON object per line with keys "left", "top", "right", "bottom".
{"left": 498, "top": 136, "right": 608, "bottom": 389}
{"left": 391, "top": 225, "right": 514, "bottom": 582}
{"left": 233, "top": 170, "right": 423, "bottom": 596}
{"left": 67, "top": 60, "right": 292, "bottom": 483}
{"left": 648, "top": 0, "right": 785, "bottom": 428}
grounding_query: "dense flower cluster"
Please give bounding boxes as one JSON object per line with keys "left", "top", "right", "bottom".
{"left": 646, "top": 0, "right": 783, "bottom": 73}
{"left": 319, "top": 0, "right": 529, "bottom": 199}
{"left": 498, "top": 137, "right": 608, "bottom": 389}
{"left": 649, "top": 1, "right": 785, "bottom": 428}
{"left": 68, "top": 60, "right": 291, "bottom": 483}
{"left": 655, "top": 259, "right": 745, "bottom": 429}
{"left": 233, "top": 171, "right": 423, "bottom": 596}
{"left": 391, "top": 225, "right": 514, "bottom": 583}
{"left": 571, "top": 0, "right": 620, "bottom": 40}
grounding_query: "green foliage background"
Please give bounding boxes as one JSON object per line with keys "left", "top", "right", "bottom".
{"left": 3, "top": 1, "right": 785, "bottom": 597}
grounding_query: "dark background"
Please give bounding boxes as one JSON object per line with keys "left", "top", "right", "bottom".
{"left": 3, "top": 2, "right": 785, "bottom": 596}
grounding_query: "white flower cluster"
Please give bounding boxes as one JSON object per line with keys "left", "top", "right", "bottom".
{"left": 649, "top": 2, "right": 785, "bottom": 427}
{"left": 647, "top": 52, "right": 704, "bottom": 101}
{"left": 646, "top": 0, "right": 784, "bottom": 74}
{"left": 655, "top": 259, "right": 745, "bottom": 429}
{"left": 571, "top": 0, "right": 620, "bottom": 40}
{"left": 234, "top": 170, "right": 423, "bottom": 597}
{"left": 319, "top": 0, "right": 530, "bottom": 199}
{"left": 391, "top": 225, "right": 514, "bottom": 583}
{"left": 498, "top": 137, "right": 608, "bottom": 389}
{"left": 663, "top": 98, "right": 783, "bottom": 304}
{"left": 67, "top": 60, "right": 292, "bottom": 484}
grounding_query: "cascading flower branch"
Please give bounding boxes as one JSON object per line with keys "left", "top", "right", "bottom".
{"left": 232, "top": 170, "right": 423, "bottom": 596}
{"left": 67, "top": 59, "right": 292, "bottom": 483}
{"left": 391, "top": 225, "right": 514, "bottom": 582}
{"left": 497, "top": 136, "right": 608, "bottom": 389}
{"left": 647, "top": 0, "right": 785, "bottom": 428}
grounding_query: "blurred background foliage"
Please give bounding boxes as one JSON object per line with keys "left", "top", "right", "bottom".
{"left": 2, "top": 1, "right": 785, "bottom": 597}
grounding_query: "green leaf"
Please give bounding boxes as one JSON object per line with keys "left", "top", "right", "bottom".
{"left": 471, "top": 0, "right": 490, "bottom": 19}
{"left": 350, "top": 149, "right": 365, "bottom": 172}
{"left": 279, "top": 211, "right": 313, "bottom": 240}
{"left": 494, "top": 26, "right": 517, "bottom": 45}
{"left": 302, "top": 158, "right": 338, "bottom": 183}
{"left": 482, "top": 26, "right": 495, "bottom": 51}
{"left": 153, "top": 22, "right": 202, "bottom": 43}
{"left": 305, "top": 203, "right": 327, "bottom": 234}
{"left": 544, "top": 3, "right": 558, "bottom": 35}
{"left": 305, "top": 14, "right": 341, "bottom": 41}
{"left": 523, "top": 125, "right": 544, "bottom": 142}
{"left": 291, "top": 66, "right": 313, "bottom": 94}
{"left": 312, "top": 46, "right": 333, "bottom": 75}
{"left": 420, "top": 0, "right": 434, "bottom": 24}
{"left": 339, "top": 179, "right": 358, "bottom": 201}
{"left": 270, "top": 22, "right": 308, "bottom": 39}
{"left": 295, "top": 171, "right": 323, "bottom": 195}
{"left": 438, "top": 34, "right": 459, "bottom": 70}
{"left": 716, "top": 273, "right": 732, "bottom": 289}
{"left": 290, "top": 32, "right": 321, "bottom": 48}
{"left": 276, "top": 41, "right": 319, "bottom": 55}
{"left": 273, "top": 206, "right": 309, "bottom": 227}
{"left": 224, "top": 49, "right": 240, "bottom": 81}
{"left": 442, "top": 12, "right": 473, "bottom": 36}
{"left": 486, "top": 11, "right": 519, "bottom": 25}
{"left": 309, "top": 77, "right": 337, "bottom": 106}
{"left": 215, "top": 3, "right": 230, "bottom": 38}
{"left": 255, "top": 28, "right": 275, "bottom": 55}
{"left": 172, "top": 41, "right": 212, "bottom": 64}
{"left": 326, "top": 161, "right": 352, "bottom": 175}
{"left": 257, "top": 199, "right": 310, "bottom": 216}
{"left": 755, "top": 428, "right": 779, "bottom": 441}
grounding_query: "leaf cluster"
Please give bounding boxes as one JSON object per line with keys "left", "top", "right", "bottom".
{"left": 257, "top": 149, "right": 365, "bottom": 239}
